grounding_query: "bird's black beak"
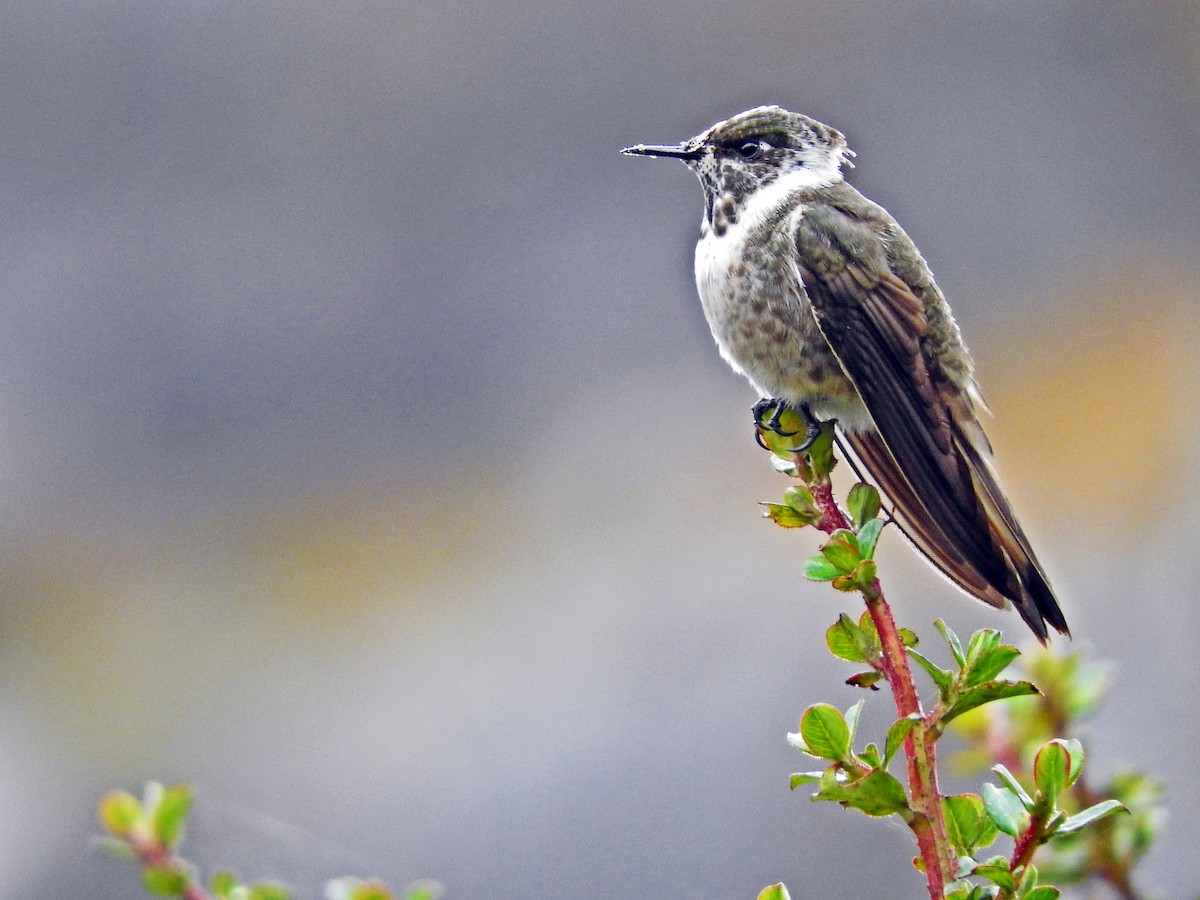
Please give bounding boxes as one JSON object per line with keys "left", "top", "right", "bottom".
{"left": 621, "top": 142, "right": 701, "bottom": 160}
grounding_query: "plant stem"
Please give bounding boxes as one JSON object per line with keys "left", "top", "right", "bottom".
{"left": 809, "top": 479, "right": 955, "bottom": 898}
{"left": 1008, "top": 810, "right": 1047, "bottom": 881}
{"left": 127, "top": 830, "right": 212, "bottom": 900}
{"left": 868, "top": 594, "right": 953, "bottom": 896}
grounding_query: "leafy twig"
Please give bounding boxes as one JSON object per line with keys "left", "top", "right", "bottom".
{"left": 97, "top": 783, "right": 439, "bottom": 900}
{"left": 761, "top": 410, "right": 1131, "bottom": 899}
{"left": 806, "top": 461, "right": 954, "bottom": 894}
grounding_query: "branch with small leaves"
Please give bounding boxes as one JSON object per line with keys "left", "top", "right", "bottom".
{"left": 97, "top": 783, "right": 441, "bottom": 900}
{"left": 756, "top": 409, "right": 1132, "bottom": 899}
{"left": 950, "top": 651, "right": 1163, "bottom": 899}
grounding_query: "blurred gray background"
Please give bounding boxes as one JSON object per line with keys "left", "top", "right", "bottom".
{"left": 2, "top": 1, "right": 1198, "bottom": 897}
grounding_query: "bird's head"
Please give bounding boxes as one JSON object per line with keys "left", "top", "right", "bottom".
{"left": 623, "top": 106, "right": 853, "bottom": 217}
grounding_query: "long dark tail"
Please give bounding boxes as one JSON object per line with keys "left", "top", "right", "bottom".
{"left": 841, "top": 427, "right": 1069, "bottom": 643}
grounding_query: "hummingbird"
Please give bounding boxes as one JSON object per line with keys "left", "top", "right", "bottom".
{"left": 623, "top": 106, "right": 1068, "bottom": 642}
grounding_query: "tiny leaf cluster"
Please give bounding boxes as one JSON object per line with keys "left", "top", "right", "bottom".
{"left": 786, "top": 619, "right": 1128, "bottom": 898}
{"left": 98, "top": 783, "right": 440, "bottom": 900}
{"left": 950, "top": 650, "right": 1165, "bottom": 895}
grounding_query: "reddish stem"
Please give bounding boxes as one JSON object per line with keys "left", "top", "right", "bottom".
{"left": 809, "top": 479, "right": 954, "bottom": 898}
{"left": 809, "top": 482, "right": 849, "bottom": 533}
{"left": 128, "top": 830, "right": 212, "bottom": 900}
{"left": 1009, "top": 813, "right": 1044, "bottom": 876}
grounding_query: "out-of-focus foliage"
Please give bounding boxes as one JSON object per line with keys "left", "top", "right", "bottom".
{"left": 98, "top": 784, "right": 441, "bottom": 900}
{"left": 950, "top": 651, "right": 1165, "bottom": 896}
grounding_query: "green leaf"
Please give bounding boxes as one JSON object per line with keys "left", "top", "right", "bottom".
{"left": 151, "top": 785, "right": 193, "bottom": 849}
{"left": 804, "top": 554, "right": 841, "bottom": 582}
{"left": 857, "top": 610, "right": 877, "bottom": 640}
{"left": 843, "top": 699, "right": 865, "bottom": 746}
{"left": 858, "top": 743, "right": 882, "bottom": 768}
{"left": 1061, "top": 738, "right": 1084, "bottom": 788}
{"left": 943, "top": 680, "right": 1040, "bottom": 725}
{"left": 756, "top": 884, "right": 792, "bottom": 900}
{"left": 846, "top": 482, "right": 881, "bottom": 528}
{"left": 983, "top": 783, "right": 1031, "bottom": 838}
{"left": 1017, "top": 863, "right": 1039, "bottom": 893}
{"left": 992, "top": 764, "right": 1036, "bottom": 810}
{"left": 761, "top": 503, "right": 810, "bottom": 528}
{"left": 1022, "top": 888, "right": 1061, "bottom": 900}
{"left": 943, "top": 794, "right": 1000, "bottom": 854}
{"left": 934, "top": 619, "right": 966, "bottom": 668}
{"left": 964, "top": 645, "right": 1021, "bottom": 686}
{"left": 855, "top": 517, "right": 885, "bottom": 559}
{"left": 98, "top": 790, "right": 143, "bottom": 836}
{"left": 832, "top": 559, "right": 876, "bottom": 593}
{"left": 402, "top": 881, "right": 443, "bottom": 900}
{"left": 143, "top": 867, "right": 189, "bottom": 897}
{"left": 346, "top": 882, "right": 394, "bottom": 900}
{"left": 977, "top": 854, "right": 1011, "bottom": 866}
{"left": 248, "top": 883, "right": 293, "bottom": 900}
{"left": 965, "top": 629, "right": 1001, "bottom": 666}
{"left": 760, "top": 485, "right": 823, "bottom": 527}
{"left": 972, "top": 861, "right": 1015, "bottom": 891}
{"left": 814, "top": 768, "right": 911, "bottom": 818}
{"left": 826, "top": 614, "right": 872, "bottom": 662}
{"left": 820, "top": 530, "right": 862, "bottom": 573}
{"left": 907, "top": 649, "right": 953, "bottom": 699}
{"left": 897, "top": 627, "right": 918, "bottom": 648}
{"left": 1056, "top": 799, "right": 1128, "bottom": 835}
{"left": 1033, "top": 740, "right": 1073, "bottom": 806}
{"left": 799, "top": 704, "right": 851, "bottom": 762}
{"left": 210, "top": 871, "right": 237, "bottom": 898}
{"left": 789, "top": 771, "right": 824, "bottom": 790}
{"left": 883, "top": 715, "right": 919, "bottom": 767}
{"left": 804, "top": 421, "right": 838, "bottom": 480}
{"left": 783, "top": 485, "right": 820, "bottom": 515}
{"left": 945, "top": 887, "right": 996, "bottom": 900}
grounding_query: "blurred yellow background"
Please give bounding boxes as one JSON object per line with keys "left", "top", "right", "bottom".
{"left": 1, "top": 2, "right": 1198, "bottom": 896}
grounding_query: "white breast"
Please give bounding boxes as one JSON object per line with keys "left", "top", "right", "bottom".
{"left": 693, "top": 167, "right": 840, "bottom": 396}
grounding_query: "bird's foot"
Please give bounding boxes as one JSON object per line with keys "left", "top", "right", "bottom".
{"left": 752, "top": 398, "right": 797, "bottom": 434}
{"left": 753, "top": 398, "right": 794, "bottom": 450}
{"left": 790, "top": 403, "right": 824, "bottom": 453}
{"left": 753, "top": 400, "right": 824, "bottom": 454}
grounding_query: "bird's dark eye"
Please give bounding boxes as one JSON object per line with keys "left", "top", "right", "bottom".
{"left": 736, "top": 140, "right": 765, "bottom": 160}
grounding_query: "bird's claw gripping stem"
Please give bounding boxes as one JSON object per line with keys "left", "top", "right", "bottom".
{"left": 753, "top": 400, "right": 823, "bottom": 453}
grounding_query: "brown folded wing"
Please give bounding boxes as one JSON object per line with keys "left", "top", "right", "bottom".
{"left": 793, "top": 205, "right": 1068, "bottom": 641}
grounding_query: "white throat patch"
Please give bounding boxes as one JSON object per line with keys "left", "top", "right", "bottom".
{"left": 723, "top": 164, "right": 840, "bottom": 235}
{"left": 694, "top": 165, "right": 842, "bottom": 295}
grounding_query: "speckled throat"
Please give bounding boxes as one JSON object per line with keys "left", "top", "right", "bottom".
{"left": 694, "top": 175, "right": 874, "bottom": 429}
